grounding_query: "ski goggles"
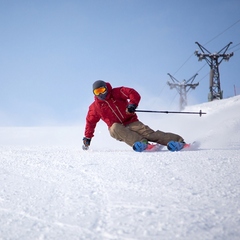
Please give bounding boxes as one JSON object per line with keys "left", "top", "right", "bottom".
{"left": 93, "top": 86, "right": 107, "bottom": 96}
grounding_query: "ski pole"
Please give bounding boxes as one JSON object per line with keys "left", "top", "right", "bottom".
{"left": 135, "top": 109, "right": 206, "bottom": 117}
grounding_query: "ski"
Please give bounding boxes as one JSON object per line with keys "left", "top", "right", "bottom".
{"left": 144, "top": 143, "right": 164, "bottom": 152}
{"left": 167, "top": 141, "right": 200, "bottom": 152}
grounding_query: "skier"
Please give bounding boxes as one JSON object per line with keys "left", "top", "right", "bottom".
{"left": 83, "top": 80, "right": 187, "bottom": 152}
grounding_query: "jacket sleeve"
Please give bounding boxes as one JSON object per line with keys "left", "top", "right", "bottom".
{"left": 119, "top": 87, "right": 141, "bottom": 106}
{"left": 84, "top": 103, "right": 101, "bottom": 138}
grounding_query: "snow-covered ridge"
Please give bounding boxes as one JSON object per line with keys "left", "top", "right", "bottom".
{"left": 0, "top": 96, "right": 240, "bottom": 239}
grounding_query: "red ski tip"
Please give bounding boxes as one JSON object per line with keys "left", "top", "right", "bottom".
{"left": 183, "top": 143, "right": 191, "bottom": 148}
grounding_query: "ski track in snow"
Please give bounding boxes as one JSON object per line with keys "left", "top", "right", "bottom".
{"left": 0, "top": 96, "right": 240, "bottom": 240}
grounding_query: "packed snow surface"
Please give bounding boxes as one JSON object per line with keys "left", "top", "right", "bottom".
{"left": 1, "top": 96, "right": 240, "bottom": 240}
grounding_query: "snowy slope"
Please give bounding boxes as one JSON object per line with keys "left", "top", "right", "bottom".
{"left": 0, "top": 96, "right": 240, "bottom": 240}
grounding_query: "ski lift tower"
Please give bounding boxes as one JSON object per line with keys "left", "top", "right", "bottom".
{"left": 195, "top": 42, "right": 233, "bottom": 101}
{"left": 167, "top": 73, "right": 199, "bottom": 111}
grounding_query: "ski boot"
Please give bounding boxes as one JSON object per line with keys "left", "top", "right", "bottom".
{"left": 167, "top": 141, "right": 186, "bottom": 152}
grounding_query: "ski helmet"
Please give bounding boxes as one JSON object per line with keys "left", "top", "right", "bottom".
{"left": 92, "top": 80, "right": 108, "bottom": 100}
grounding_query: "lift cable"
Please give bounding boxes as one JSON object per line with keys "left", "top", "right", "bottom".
{"left": 204, "top": 18, "right": 240, "bottom": 46}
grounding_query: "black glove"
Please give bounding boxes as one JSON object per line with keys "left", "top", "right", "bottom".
{"left": 82, "top": 137, "right": 91, "bottom": 150}
{"left": 127, "top": 104, "right": 137, "bottom": 113}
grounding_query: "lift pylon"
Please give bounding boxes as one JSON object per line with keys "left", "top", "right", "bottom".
{"left": 167, "top": 73, "right": 199, "bottom": 111}
{"left": 195, "top": 42, "right": 233, "bottom": 101}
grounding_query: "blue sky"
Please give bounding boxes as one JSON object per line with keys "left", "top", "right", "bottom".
{"left": 0, "top": 0, "right": 240, "bottom": 126}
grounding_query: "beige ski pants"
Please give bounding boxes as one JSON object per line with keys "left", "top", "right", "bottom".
{"left": 109, "top": 121, "right": 184, "bottom": 147}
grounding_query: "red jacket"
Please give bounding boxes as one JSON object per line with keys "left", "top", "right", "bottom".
{"left": 84, "top": 82, "right": 141, "bottom": 138}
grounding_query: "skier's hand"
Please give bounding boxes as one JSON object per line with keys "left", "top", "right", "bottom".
{"left": 126, "top": 104, "right": 137, "bottom": 114}
{"left": 82, "top": 137, "right": 91, "bottom": 150}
